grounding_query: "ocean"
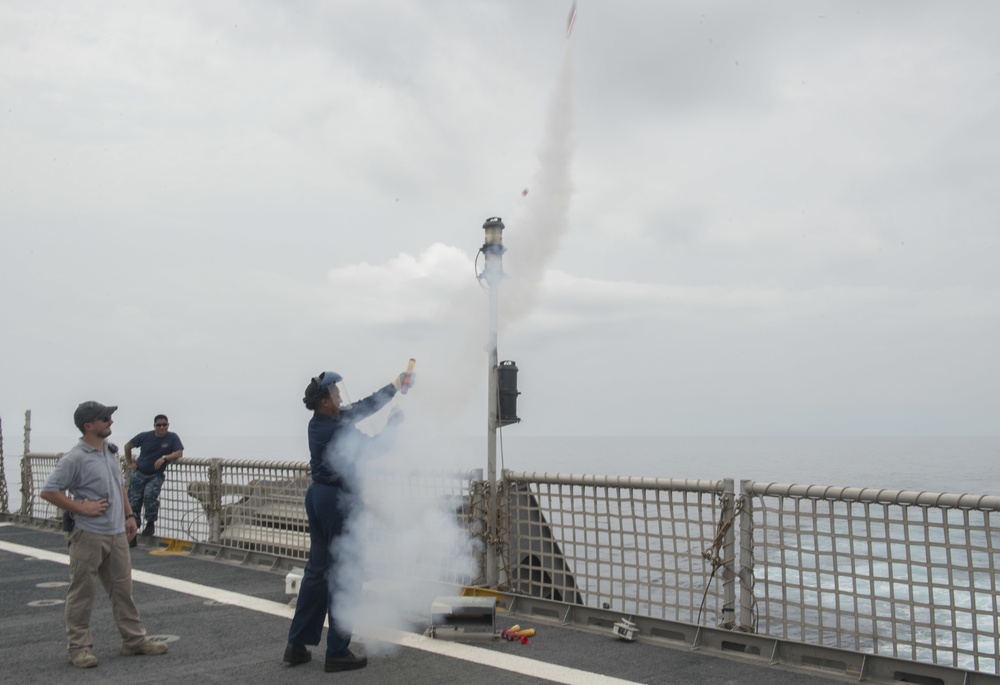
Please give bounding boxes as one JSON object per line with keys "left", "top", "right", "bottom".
{"left": 5, "top": 434, "right": 999, "bottom": 514}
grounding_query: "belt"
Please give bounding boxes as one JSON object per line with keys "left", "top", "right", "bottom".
{"left": 313, "top": 479, "right": 346, "bottom": 489}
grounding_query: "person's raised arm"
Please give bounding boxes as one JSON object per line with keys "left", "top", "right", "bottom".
{"left": 341, "top": 368, "right": 415, "bottom": 423}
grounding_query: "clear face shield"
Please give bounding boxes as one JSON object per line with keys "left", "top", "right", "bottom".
{"left": 316, "top": 371, "right": 351, "bottom": 408}
{"left": 332, "top": 381, "right": 351, "bottom": 407}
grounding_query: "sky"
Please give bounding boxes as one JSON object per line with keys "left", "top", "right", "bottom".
{"left": 2, "top": 0, "right": 999, "bottom": 447}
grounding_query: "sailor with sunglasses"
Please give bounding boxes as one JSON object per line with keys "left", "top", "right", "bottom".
{"left": 123, "top": 414, "right": 184, "bottom": 546}
{"left": 40, "top": 401, "right": 169, "bottom": 668}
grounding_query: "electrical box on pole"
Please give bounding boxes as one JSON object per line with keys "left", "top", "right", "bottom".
{"left": 497, "top": 360, "right": 521, "bottom": 426}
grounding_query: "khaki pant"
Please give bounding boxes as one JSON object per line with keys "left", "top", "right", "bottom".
{"left": 65, "top": 528, "right": 147, "bottom": 655}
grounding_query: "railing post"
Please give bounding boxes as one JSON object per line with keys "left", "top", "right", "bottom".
{"left": 495, "top": 474, "right": 508, "bottom": 590}
{"left": 468, "top": 469, "right": 490, "bottom": 587}
{"left": 738, "top": 479, "right": 755, "bottom": 632}
{"left": 20, "top": 410, "right": 33, "bottom": 518}
{"left": 208, "top": 459, "right": 222, "bottom": 544}
{"left": 721, "top": 478, "right": 737, "bottom": 626}
{"left": 0, "top": 415, "right": 8, "bottom": 515}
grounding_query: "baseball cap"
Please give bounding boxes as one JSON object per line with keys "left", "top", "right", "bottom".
{"left": 74, "top": 401, "right": 118, "bottom": 430}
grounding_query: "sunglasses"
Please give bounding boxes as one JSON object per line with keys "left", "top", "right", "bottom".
{"left": 154, "top": 423, "right": 168, "bottom": 427}
{"left": 94, "top": 417, "right": 113, "bottom": 423}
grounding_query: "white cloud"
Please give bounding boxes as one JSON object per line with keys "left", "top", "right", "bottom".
{"left": 1, "top": 0, "right": 997, "bottom": 445}
{"left": 324, "top": 243, "right": 475, "bottom": 325}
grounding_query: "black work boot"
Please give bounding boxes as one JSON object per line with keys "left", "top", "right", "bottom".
{"left": 141, "top": 521, "right": 155, "bottom": 537}
{"left": 283, "top": 644, "right": 311, "bottom": 666}
{"left": 325, "top": 650, "right": 367, "bottom": 672}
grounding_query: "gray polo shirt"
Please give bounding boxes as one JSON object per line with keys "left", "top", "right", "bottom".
{"left": 41, "top": 439, "right": 126, "bottom": 536}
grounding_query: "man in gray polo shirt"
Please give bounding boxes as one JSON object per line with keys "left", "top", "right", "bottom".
{"left": 40, "top": 401, "right": 169, "bottom": 669}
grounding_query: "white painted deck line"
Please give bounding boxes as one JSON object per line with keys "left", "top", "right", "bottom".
{"left": 0, "top": 538, "right": 641, "bottom": 685}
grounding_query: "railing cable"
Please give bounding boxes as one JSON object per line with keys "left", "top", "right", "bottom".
{"left": 698, "top": 495, "right": 744, "bottom": 629}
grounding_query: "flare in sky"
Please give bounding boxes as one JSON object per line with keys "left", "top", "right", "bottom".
{"left": 567, "top": 2, "right": 577, "bottom": 38}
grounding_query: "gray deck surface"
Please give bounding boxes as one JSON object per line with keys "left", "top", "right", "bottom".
{"left": 0, "top": 521, "right": 851, "bottom": 684}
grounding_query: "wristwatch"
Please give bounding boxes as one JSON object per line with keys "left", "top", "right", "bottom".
{"left": 125, "top": 513, "right": 136, "bottom": 520}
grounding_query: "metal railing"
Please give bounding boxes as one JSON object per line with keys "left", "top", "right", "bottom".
{"left": 9, "top": 428, "right": 1000, "bottom": 677}
{"left": 742, "top": 481, "right": 1000, "bottom": 674}
{"left": 0, "top": 416, "right": 8, "bottom": 515}
{"left": 502, "top": 471, "right": 736, "bottom": 627}
{"left": 16, "top": 447, "right": 486, "bottom": 584}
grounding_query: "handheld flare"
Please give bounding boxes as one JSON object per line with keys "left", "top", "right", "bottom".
{"left": 401, "top": 358, "right": 416, "bottom": 394}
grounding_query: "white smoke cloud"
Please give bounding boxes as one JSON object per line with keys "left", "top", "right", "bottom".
{"left": 323, "top": 426, "right": 482, "bottom": 656}
{"left": 316, "top": 41, "right": 578, "bottom": 649}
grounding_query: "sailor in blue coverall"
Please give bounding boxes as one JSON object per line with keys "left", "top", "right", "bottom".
{"left": 283, "top": 367, "right": 412, "bottom": 672}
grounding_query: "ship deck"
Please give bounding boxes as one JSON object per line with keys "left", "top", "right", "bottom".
{"left": 0, "top": 520, "right": 870, "bottom": 684}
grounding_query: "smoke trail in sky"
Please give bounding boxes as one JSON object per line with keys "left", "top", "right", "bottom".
{"left": 501, "top": 43, "right": 575, "bottom": 325}
{"left": 412, "top": 42, "right": 576, "bottom": 426}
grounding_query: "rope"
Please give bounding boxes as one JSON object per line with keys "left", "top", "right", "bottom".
{"left": 696, "top": 495, "right": 744, "bottom": 628}
{"left": 492, "top": 362, "right": 508, "bottom": 588}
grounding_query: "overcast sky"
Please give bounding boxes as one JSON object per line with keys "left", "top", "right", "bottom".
{"left": 2, "top": 0, "right": 998, "bottom": 444}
